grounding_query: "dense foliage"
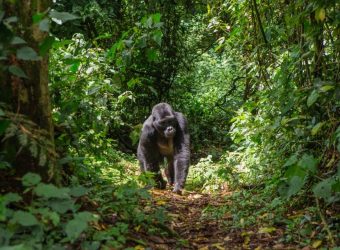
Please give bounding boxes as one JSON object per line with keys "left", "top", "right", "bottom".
{"left": 0, "top": 0, "right": 339, "bottom": 249}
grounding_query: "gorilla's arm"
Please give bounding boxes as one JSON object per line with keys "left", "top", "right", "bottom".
{"left": 137, "top": 116, "right": 166, "bottom": 188}
{"left": 137, "top": 115, "right": 159, "bottom": 171}
{"left": 173, "top": 112, "right": 190, "bottom": 193}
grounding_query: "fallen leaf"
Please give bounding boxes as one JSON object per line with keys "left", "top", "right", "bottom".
{"left": 150, "top": 189, "right": 165, "bottom": 195}
{"left": 92, "top": 221, "right": 107, "bottom": 230}
{"left": 134, "top": 245, "right": 145, "bottom": 250}
{"left": 259, "top": 213, "right": 268, "bottom": 218}
{"left": 312, "top": 240, "right": 322, "bottom": 249}
{"left": 149, "top": 235, "right": 165, "bottom": 243}
{"left": 273, "top": 244, "right": 285, "bottom": 249}
{"left": 156, "top": 200, "right": 167, "bottom": 205}
{"left": 168, "top": 213, "right": 180, "bottom": 218}
{"left": 134, "top": 225, "right": 141, "bottom": 232}
{"left": 212, "top": 243, "right": 225, "bottom": 249}
{"left": 243, "top": 235, "right": 250, "bottom": 246}
{"left": 224, "top": 236, "right": 232, "bottom": 241}
{"left": 198, "top": 246, "right": 209, "bottom": 250}
{"left": 241, "top": 231, "right": 254, "bottom": 236}
{"left": 258, "top": 227, "right": 276, "bottom": 234}
{"left": 192, "top": 194, "right": 203, "bottom": 199}
{"left": 315, "top": 8, "right": 326, "bottom": 22}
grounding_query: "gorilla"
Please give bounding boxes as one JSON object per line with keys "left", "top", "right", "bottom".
{"left": 137, "top": 103, "right": 190, "bottom": 194}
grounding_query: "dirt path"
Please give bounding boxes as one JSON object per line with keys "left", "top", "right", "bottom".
{"left": 136, "top": 189, "right": 292, "bottom": 250}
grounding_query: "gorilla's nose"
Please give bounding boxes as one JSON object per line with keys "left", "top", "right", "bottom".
{"left": 167, "top": 127, "right": 173, "bottom": 132}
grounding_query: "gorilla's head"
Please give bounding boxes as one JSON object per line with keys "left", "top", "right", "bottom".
{"left": 152, "top": 103, "right": 177, "bottom": 139}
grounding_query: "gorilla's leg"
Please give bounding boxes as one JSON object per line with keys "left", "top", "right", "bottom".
{"left": 173, "top": 155, "right": 190, "bottom": 193}
{"left": 155, "top": 172, "right": 167, "bottom": 189}
{"left": 139, "top": 162, "right": 145, "bottom": 172}
{"left": 144, "top": 162, "right": 166, "bottom": 189}
{"left": 164, "top": 157, "right": 175, "bottom": 186}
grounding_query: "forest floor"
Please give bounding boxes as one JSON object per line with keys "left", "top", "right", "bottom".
{"left": 131, "top": 188, "right": 296, "bottom": 250}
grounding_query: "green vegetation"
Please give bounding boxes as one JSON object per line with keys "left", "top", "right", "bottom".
{"left": 0, "top": 0, "right": 339, "bottom": 249}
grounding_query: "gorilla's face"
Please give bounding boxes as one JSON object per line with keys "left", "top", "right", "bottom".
{"left": 151, "top": 103, "right": 178, "bottom": 139}
{"left": 153, "top": 116, "right": 177, "bottom": 138}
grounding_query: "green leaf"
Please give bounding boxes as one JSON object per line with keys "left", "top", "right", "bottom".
{"left": 69, "top": 61, "right": 80, "bottom": 73}
{"left": 148, "top": 86, "right": 158, "bottom": 96}
{"left": 49, "top": 10, "right": 78, "bottom": 24}
{"left": 313, "top": 178, "right": 333, "bottom": 200}
{"left": 49, "top": 211, "right": 60, "bottom": 226}
{"left": 48, "top": 199, "right": 75, "bottom": 213}
{"left": 39, "top": 209, "right": 60, "bottom": 226}
{"left": 126, "top": 78, "right": 140, "bottom": 88}
{"left": 4, "top": 16, "right": 18, "bottom": 24}
{"left": 123, "top": 39, "right": 133, "bottom": 48}
{"left": 65, "top": 212, "right": 97, "bottom": 241}
{"left": 34, "top": 183, "right": 70, "bottom": 199}
{"left": 282, "top": 164, "right": 307, "bottom": 198}
{"left": 137, "top": 35, "right": 147, "bottom": 48}
{"left": 75, "top": 211, "right": 95, "bottom": 222}
{"left": 145, "top": 16, "right": 153, "bottom": 28}
{"left": 4, "top": 192, "right": 22, "bottom": 205}
{"left": 8, "top": 65, "right": 28, "bottom": 79}
{"left": 0, "top": 11, "right": 4, "bottom": 22}
{"left": 336, "top": 126, "right": 340, "bottom": 138}
{"left": 298, "top": 154, "right": 318, "bottom": 173}
{"left": 39, "top": 36, "right": 55, "bottom": 56}
{"left": 0, "top": 120, "right": 11, "bottom": 136}
{"left": 11, "top": 36, "right": 26, "bottom": 45}
{"left": 146, "top": 49, "right": 158, "bottom": 62}
{"left": 287, "top": 176, "right": 305, "bottom": 197}
{"left": 17, "top": 46, "right": 40, "bottom": 61}
{"left": 152, "top": 30, "right": 163, "bottom": 46}
{"left": 319, "top": 85, "right": 334, "bottom": 92}
{"left": 311, "top": 122, "right": 325, "bottom": 136}
{"left": 332, "top": 179, "right": 340, "bottom": 192}
{"left": 307, "top": 90, "right": 319, "bottom": 107}
{"left": 81, "top": 241, "right": 101, "bottom": 250}
{"left": 11, "top": 211, "right": 39, "bottom": 226}
{"left": 65, "top": 218, "right": 88, "bottom": 241}
{"left": 39, "top": 18, "right": 50, "bottom": 32}
{"left": 22, "top": 172, "right": 41, "bottom": 186}
{"left": 32, "top": 13, "right": 45, "bottom": 23}
{"left": 0, "top": 244, "right": 27, "bottom": 250}
{"left": 315, "top": 8, "right": 326, "bottom": 22}
{"left": 285, "top": 165, "right": 306, "bottom": 179}
{"left": 283, "top": 154, "right": 298, "bottom": 167}
{"left": 88, "top": 86, "right": 101, "bottom": 95}
{"left": 70, "top": 186, "right": 88, "bottom": 197}
{"left": 152, "top": 13, "right": 161, "bottom": 23}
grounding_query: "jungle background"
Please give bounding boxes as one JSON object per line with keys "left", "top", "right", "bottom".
{"left": 0, "top": 0, "right": 339, "bottom": 249}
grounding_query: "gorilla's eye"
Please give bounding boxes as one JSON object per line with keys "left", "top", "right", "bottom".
{"left": 159, "top": 117, "right": 176, "bottom": 128}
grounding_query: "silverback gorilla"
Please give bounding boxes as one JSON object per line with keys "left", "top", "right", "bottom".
{"left": 137, "top": 103, "right": 190, "bottom": 194}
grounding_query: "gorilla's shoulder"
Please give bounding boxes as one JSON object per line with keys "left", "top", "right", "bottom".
{"left": 175, "top": 112, "right": 188, "bottom": 132}
{"left": 142, "top": 115, "right": 153, "bottom": 127}
{"left": 141, "top": 115, "right": 156, "bottom": 137}
{"left": 175, "top": 112, "right": 188, "bottom": 124}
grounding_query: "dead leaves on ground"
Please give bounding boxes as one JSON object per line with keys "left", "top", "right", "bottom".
{"left": 129, "top": 189, "right": 294, "bottom": 250}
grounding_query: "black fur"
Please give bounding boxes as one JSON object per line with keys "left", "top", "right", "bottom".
{"left": 137, "top": 103, "right": 190, "bottom": 193}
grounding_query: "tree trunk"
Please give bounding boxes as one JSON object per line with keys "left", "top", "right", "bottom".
{"left": 0, "top": 0, "right": 58, "bottom": 183}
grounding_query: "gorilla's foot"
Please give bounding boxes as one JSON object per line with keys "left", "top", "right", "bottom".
{"left": 156, "top": 179, "right": 167, "bottom": 190}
